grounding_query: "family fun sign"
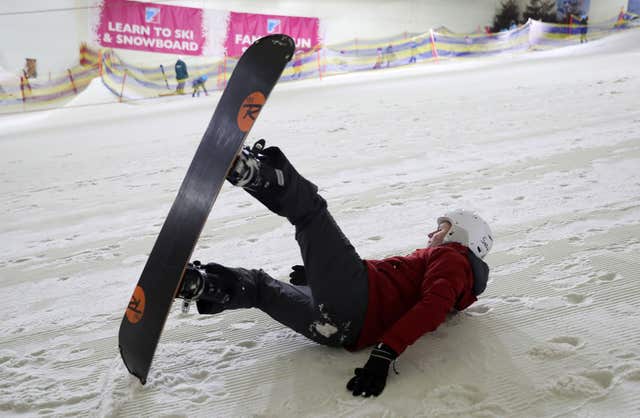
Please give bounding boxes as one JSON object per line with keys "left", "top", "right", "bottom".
{"left": 225, "top": 12, "right": 320, "bottom": 57}
{"left": 97, "top": 0, "right": 205, "bottom": 55}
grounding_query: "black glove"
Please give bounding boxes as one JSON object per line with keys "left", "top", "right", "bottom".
{"left": 288, "top": 264, "right": 307, "bottom": 285}
{"left": 347, "top": 343, "right": 398, "bottom": 397}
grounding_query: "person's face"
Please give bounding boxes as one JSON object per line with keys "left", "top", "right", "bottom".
{"left": 427, "top": 221, "right": 452, "bottom": 247}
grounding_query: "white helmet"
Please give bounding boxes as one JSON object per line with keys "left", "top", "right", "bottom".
{"left": 437, "top": 209, "right": 494, "bottom": 259}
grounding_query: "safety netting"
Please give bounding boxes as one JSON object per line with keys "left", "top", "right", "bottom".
{"left": 1, "top": 14, "right": 637, "bottom": 114}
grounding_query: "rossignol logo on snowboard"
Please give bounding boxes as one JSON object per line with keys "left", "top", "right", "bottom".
{"left": 237, "top": 91, "right": 266, "bottom": 132}
{"left": 126, "top": 285, "right": 146, "bottom": 324}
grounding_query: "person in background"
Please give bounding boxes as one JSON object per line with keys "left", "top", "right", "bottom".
{"left": 373, "top": 48, "right": 383, "bottom": 69}
{"left": 572, "top": 14, "right": 589, "bottom": 43}
{"left": 191, "top": 75, "right": 208, "bottom": 97}
{"left": 384, "top": 44, "right": 395, "bottom": 67}
{"left": 175, "top": 140, "right": 494, "bottom": 398}
{"left": 175, "top": 56, "right": 189, "bottom": 95}
{"left": 408, "top": 41, "right": 418, "bottom": 64}
{"left": 580, "top": 15, "right": 589, "bottom": 43}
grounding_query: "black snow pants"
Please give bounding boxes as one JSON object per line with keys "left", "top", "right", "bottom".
{"left": 236, "top": 147, "right": 369, "bottom": 347}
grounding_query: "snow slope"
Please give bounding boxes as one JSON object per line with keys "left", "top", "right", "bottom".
{"left": 1, "top": 29, "right": 640, "bottom": 417}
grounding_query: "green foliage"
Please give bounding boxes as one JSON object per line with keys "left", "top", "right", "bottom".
{"left": 491, "top": 0, "right": 521, "bottom": 32}
{"left": 523, "top": 0, "right": 558, "bottom": 23}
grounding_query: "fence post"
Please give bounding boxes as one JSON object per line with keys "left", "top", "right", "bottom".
{"left": 98, "top": 50, "right": 103, "bottom": 76}
{"left": 67, "top": 69, "right": 78, "bottom": 94}
{"left": 223, "top": 53, "right": 227, "bottom": 89}
{"left": 20, "top": 76, "right": 26, "bottom": 102}
{"left": 569, "top": 14, "right": 573, "bottom": 36}
{"left": 316, "top": 47, "right": 323, "bottom": 80}
{"left": 430, "top": 29, "right": 439, "bottom": 62}
{"left": 119, "top": 69, "right": 128, "bottom": 102}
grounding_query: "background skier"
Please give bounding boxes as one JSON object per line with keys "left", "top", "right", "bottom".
{"left": 572, "top": 14, "right": 589, "bottom": 43}
{"left": 174, "top": 56, "right": 189, "bottom": 94}
{"left": 191, "top": 74, "right": 208, "bottom": 97}
{"left": 580, "top": 15, "right": 589, "bottom": 43}
{"left": 177, "top": 141, "right": 493, "bottom": 397}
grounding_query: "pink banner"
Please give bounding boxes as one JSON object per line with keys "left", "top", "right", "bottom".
{"left": 225, "top": 12, "right": 320, "bottom": 57}
{"left": 97, "top": 0, "right": 204, "bottom": 56}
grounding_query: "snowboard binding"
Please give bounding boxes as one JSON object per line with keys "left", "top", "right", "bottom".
{"left": 227, "top": 139, "right": 285, "bottom": 191}
{"left": 177, "top": 261, "right": 206, "bottom": 313}
{"left": 177, "top": 261, "right": 234, "bottom": 313}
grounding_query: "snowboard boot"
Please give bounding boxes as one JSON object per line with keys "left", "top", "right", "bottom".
{"left": 176, "top": 261, "right": 262, "bottom": 315}
{"left": 227, "top": 139, "right": 326, "bottom": 226}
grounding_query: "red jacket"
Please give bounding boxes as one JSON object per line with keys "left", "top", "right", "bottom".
{"left": 350, "top": 242, "right": 486, "bottom": 355}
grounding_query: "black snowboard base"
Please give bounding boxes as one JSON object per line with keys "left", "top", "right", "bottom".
{"left": 118, "top": 34, "right": 295, "bottom": 384}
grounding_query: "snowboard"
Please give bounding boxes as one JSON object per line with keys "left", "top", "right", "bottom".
{"left": 159, "top": 64, "right": 171, "bottom": 89}
{"left": 118, "top": 34, "right": 295, "bottom": 385}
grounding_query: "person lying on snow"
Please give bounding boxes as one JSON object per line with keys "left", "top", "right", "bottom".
{"left": 176, "top": 140, "right": 494, "bottom": 397}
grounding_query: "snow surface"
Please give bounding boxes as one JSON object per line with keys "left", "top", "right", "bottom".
{"left": 1, "top": 29, "right": 640, "bottom": 417}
